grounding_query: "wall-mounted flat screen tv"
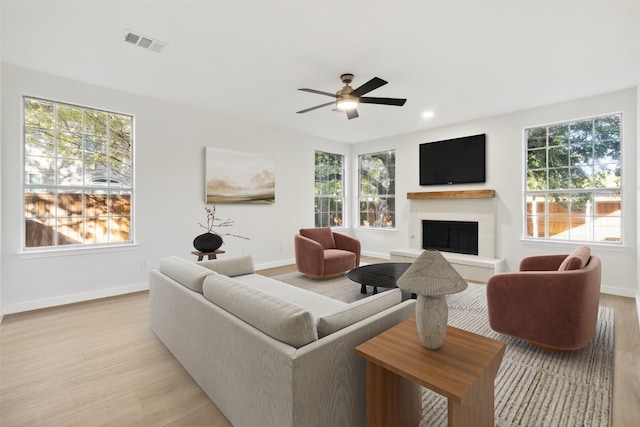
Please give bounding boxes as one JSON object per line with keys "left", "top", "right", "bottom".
{"left": 419, "top": 134, "right": 486, "bottom": 185}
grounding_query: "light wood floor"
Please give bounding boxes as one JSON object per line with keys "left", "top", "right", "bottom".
{"left": 1, "top": 259, "right": 639, "bottom": 426}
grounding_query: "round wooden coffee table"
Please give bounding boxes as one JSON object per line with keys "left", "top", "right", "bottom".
{"left": 347, "top": 262, "right": 414, "bottom": 297}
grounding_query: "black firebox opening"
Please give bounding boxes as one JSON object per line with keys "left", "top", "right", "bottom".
{"left": 422, "top": 220, "right": 479, "bottom": 256}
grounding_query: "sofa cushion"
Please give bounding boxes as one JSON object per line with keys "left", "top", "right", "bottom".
{"left": 300, "top": 227, "right": 335, "bottom": 249}
{"left": 558, "top": 246, "right": 591, "bottom": 271}
{"left": 159, "top": 256, "right": 214, "bottom": 293}
{"left": 316, "top": 289, "right": 402, "bottom": 338}
{"left": 203, "top": 274, "right": 318, "bottom": 348}
{"left": 233, "top": 273, "right": 346, "bottom": 318}
{"left": 199, "top": 254, "right": 255, "bottom": 277}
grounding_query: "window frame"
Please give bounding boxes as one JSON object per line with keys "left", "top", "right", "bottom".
{"left": 357, "top": 149, "right": 396, "bottom": 229}
{"left": 523, "top": 113, "right": 622, "bottom": 245}
{"left": 314, "top": 150, "right": 345, "bottom": 228}
{"left": 22, "top": 96, "right": 135, "bottom": 251}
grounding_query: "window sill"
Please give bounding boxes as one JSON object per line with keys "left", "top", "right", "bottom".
{"left": 18, "top": 243, "right": 139, "bottom": 259}
{"left": 521, "top": 238, "right": 627, "bottom": 252}
{"left": 355, "top": 226, "right": 398, "bottom": 233}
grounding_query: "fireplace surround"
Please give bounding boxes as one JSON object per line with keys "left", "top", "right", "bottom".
{"left": 390, "top": 190, "right": 506, "bottom": 282}
{"left": 409, "top": 195, "right": 495, "bottom": 258}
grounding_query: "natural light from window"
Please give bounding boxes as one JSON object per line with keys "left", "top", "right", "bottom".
{"left": 524, "top": 114, "right": 621, "bottom": 244}
{"left": 314, "top": 151, "right": 344, "bottom": 227}
{"left": 23, "top": 97, "right": 134, "bottom": 249}
{"left": 358, "top": 150, "right": 396, "bottom": 228}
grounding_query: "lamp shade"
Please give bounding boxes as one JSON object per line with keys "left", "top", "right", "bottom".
{"left": 397, "top": 250, "right": 467, "bottom": 296}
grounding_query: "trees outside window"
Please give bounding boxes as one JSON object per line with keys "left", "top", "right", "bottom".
{"left": 358, "top": 150, "right": 395, "bottom": 228}
{"left": 525, "top": 114, "right": 621, "bottom": 243}
{"left": 23, "top": 97, "right": 134, "bottom": 248}
{"left": 314, "top": 151, "right": 344, "bottom": 227}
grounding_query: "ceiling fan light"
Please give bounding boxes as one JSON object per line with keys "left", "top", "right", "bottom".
{"left": 336, "top": 98, "right": 358, "bottom": 111}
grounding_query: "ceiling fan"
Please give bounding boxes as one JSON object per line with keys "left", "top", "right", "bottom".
{"left": 296, "top": 74, "right": 407, "bottom": 120}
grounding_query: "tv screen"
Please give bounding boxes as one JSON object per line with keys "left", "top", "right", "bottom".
{"left": 419, "top": 134, "right": 486, "bottom": 185}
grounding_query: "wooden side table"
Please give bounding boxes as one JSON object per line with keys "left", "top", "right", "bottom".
{"left": 355, "top": 317, "right": 506, "bottom": 427}
{"left": 191, "top": 250, "right": 225, "bottom": 261}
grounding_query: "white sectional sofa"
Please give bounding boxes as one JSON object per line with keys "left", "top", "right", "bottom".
{"left": 149, "top": 255, "right": 415, "bottom": 427}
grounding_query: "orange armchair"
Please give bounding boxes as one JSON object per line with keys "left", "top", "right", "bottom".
{"left": 294, "top": 227, "right": 361, "bottom": 279}
{"left": 486, "top": 247, "right": 601, "bottom": 351}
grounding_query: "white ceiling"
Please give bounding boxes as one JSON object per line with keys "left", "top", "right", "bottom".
{"left": 2, "top": 1, "right": 639, "bottom": 143}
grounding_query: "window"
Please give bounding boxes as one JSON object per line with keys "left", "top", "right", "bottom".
{"left": 23, "top": 97, "right": 134, "bottom": 248}
{"left": 525, "top": 114, "right": 621, "bottom": 243}
{"left": 314, "top": 151, "right": 344, "bottom": 227}
{"left": 358, "top": 150, "right": 395, "bottom": 228}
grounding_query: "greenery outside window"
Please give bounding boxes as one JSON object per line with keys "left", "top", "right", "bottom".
{"left": 314, "top": 151, "right": 344, "bottom": 227}
{"left": 358, "top": 150, "right": 395, "bottom": 228}
{"left": 525, "top": 114, "right": 621, "bottom": 243}
{"left": 23, "top": 97, "right": 134, "bottom": 248}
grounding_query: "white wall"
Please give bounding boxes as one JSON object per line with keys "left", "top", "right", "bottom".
{"left": 352, "top": 88, "right": 638, "bottom": 298}
{"left": 1, "top": 64, "right": 637, "bottom": 314}
{"left": 1, "top": 64, "right": 348, "bottom": 314}
{"left": 637, "top": 85, "right": 640, "bottom": 327}
{"left": 0, "top": 61, "right": 3, "bottom": 322}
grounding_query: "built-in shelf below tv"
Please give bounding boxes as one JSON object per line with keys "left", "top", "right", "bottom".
{"left": 419, "top": 133, "right": 486, "bottom": 185}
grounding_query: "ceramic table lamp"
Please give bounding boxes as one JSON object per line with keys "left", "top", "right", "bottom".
{"left": 397, "top": 250, "right": 468, "bottom": 349}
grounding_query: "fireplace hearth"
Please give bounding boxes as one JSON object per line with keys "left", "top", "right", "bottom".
{"left": 422, "top": 220, "right": 479, "bottom": 256}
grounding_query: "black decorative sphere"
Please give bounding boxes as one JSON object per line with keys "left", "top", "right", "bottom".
{"left": 193, "top": 232, "right": 223, "bottom": 252}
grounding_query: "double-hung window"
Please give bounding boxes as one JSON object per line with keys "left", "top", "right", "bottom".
{"left": 23, "top": 97, "right": 134, "bottom": 248}
{"left": 525, "top": 114, "right": 621, "bottom": 243}
{"left": 358, "top": 150, "right": 395, "bottom": 228}
{"left": 314, "top": 151, "right": 344, "bottom": 227}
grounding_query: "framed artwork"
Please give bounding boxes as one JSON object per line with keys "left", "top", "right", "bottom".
{"left": 205, "top": 147, "right": 275, "bottom": 203}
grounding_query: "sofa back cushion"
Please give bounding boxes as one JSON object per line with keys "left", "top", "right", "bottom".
{"left": 300, "top": 227, "right": 336, "bottom": 249}
{"left": 316, "top": 289, "right": 402, "bottom": 338}
{"left": 199, "top": 254, "right": 255, "bottom": 277}
{"left": 558, "top": 246, "right": 591, "bottom": 271}
{"left": 203, "top": 274, "right": 318, "bottom": 348}
{"left": 232, "top": 274, "right": 346, "bottom": 318}
{"left": 159, "top": 256, "right": 214, "bottom": 293}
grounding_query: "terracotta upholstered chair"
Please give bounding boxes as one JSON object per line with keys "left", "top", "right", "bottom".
{"left": 294, "top": 227, "right": 361, "bottom": 279}
{"left": 486, "top": 246, "right": 601, "bottom": 351}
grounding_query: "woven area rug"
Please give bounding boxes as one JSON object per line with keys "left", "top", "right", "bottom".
{"left": 273, "top": 272, "right": 615, "bottom": 427}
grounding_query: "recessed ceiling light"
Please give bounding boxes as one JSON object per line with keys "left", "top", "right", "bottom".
{"left": 422, "top": 111, "right": 435, "bottom": 119}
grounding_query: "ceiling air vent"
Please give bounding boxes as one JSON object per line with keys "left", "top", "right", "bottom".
{"left": 123, "top": 30, "right": 167, "bottom": 53}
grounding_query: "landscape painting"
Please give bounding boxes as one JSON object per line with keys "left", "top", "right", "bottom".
{"left": 205, "top": 147, "right": 275, "bottom": 203}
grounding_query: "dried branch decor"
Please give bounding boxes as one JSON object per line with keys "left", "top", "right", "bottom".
{"left": 198, "top": 205, "right": 249, "bottom": 240}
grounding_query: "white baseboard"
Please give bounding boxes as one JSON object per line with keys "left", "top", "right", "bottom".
{"left": 600, "top": 285, "right": 637, "bottom": 298}
{"left": 2, "top": 282, "right": 149, "bottom": 315}
{"left": 254, "top": 257, "right": 296, "bottom": 270}
{"left": 361, "top": 250, "right": 391, "bottom": 260}
{"left": 636, "top": 291, "right": 640, "bottom": 332}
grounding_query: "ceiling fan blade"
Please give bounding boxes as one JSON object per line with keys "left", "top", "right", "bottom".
{"left": 298, "top": 88, "right": 338, "bottom": 98}
{"left": 352, "top": 77, "right": 387, "bottom": 97}
{"left": 359, "top": 97, "right": 407, "bottom": 106}
{"left": 346, "top": 109, "right": 359, "bottom": 120}
{"left": 297, "top": 101, "right": 335, "bottom": 114}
